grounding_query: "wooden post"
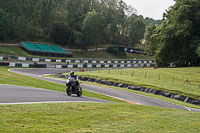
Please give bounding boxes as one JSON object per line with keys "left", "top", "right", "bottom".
{"left": 131, "top": 70, "right": 134, "bottom": 77}
{"left": 158, "top": 74, "right": 160, "bottom": 80}
{"left": 120, "top": 68, "right": 122, "bottom": 75}
{"left": 145, "top": 72, "right": 147, "bottom": 78}
{"left": 108, "top": 69, "right": 110, "bottom": 74}
{"left": 172, "top": 76, "right": 174, "bottom": 82}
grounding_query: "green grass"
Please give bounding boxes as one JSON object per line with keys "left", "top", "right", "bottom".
{"left": 0, "top": 46, "right": 30, "bottom": 56}
{"left": 71, "top": 67, "right": 200, "bottom": 100}
{"left": 0, "top": 103, "right": 200, "bottom": 133}
{"left": 72, "top": 50, "right": 152, "bottom": 59}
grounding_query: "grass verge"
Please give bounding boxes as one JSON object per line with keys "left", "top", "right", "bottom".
{"left": 0, "top": 103, "right": 200, "bottom": 132}
{"left": 72, "top": 67, "right": 200, "bottom": 100}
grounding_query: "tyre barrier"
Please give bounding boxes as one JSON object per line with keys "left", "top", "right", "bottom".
{"left": 0, "top": 62, "right": 9, "bottom": 66}
{"left": 56, "top": 74, "right": 200, "bottom": 106}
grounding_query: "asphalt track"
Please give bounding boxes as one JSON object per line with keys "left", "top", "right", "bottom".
{"left": 5, "top": 68, "right": 200, "bottom": 112}
{"left": 0, "top": 84, "right": 109, "bottom": 105}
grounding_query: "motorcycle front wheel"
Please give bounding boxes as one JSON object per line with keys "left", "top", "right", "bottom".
{"left": 77, "top": 87, "right": 82, "bottom": 97}
{"left": 66, "top": 86, "right": 72, "bottom": 96}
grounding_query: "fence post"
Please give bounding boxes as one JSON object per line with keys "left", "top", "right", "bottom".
{"left": 131, "top": 70, "right": 134, "bottom": 77}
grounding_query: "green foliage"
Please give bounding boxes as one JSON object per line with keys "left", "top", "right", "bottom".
{"left": 50, "top": 23, "right": 71, "bottom": 46}
{"left": 145, "top": 22, "right": 158, "bottom": 55}
{"left": 106, "top": 46, "right": 119, "bottom": 56}
{"left": 0, "top": 8, "right": 10, "bottom": 40}
{"left": 145, "top": 0, "right": 200, "bottom": 67}
{"left": 127, "top": 15, "right": 146, "bottom": 47}
{"left": 0, "top": 0, "right": 148, "bottom": 50}
{"left": 82, "top": 11, "right": 106, "bottom": 50}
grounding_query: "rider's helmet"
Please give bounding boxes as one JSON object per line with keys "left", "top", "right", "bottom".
{"left": 70, "top": 71, "right": 74, "bottom": 77}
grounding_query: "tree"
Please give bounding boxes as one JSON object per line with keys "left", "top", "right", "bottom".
{"left": 127, "top": 15, "right": 146, "bottom": 47}
{"left": 50, "top": 22, "right": 71, "bottom": 46}
{"left": 146, "top": 0, "right": 200, "bottom": 67}
{"left": 145, "top": 22, "right": 158, "bottom": 55}
{"left": 82, "top": 11, "right": 106, "bottom": 50}
{"left": 0, "top": 8, "right": 10, "bottom": 40}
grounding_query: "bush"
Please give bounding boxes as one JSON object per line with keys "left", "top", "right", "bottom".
{"left": 106, "top": 46, "right": 119, "bottom": 55}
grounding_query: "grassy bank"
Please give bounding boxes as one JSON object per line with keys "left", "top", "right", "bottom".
{"left": 0, "top": 45, "right": 30, "bottom": 56}
{"left": 0, "top": 45, "right": 152, "bottom": 59}
{"left": 0, "top": 103, "right": 200, "bottom": 132}
{"left": 72, "top": 67, "right": 200, "bottom": 100}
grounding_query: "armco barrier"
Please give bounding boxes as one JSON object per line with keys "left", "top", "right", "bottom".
{"left": 7, "top": 63, "right": 47, "bottom": 68}
{"left": 55, "top": 63, "right": 153, "bottom": 68}
{"left": 0, "top": 55, "right": 154, "bottom": 64}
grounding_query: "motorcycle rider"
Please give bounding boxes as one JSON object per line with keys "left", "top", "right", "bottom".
{"left": 69, "top": 71, "right": 79, "bottom": 86}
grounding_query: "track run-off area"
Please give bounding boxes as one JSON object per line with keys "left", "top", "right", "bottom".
{"left": 0, "top": 68, "right": 199, "bottom": 112}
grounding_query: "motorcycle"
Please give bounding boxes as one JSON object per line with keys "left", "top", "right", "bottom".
{"left": 66, "top": 77, "right": 82, "bottom": 97}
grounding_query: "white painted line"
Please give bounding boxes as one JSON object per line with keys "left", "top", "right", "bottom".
{"left": 56, "top": 65, "right": 62, "bottom": 69}
{"left": 18, "top": 57, "right": 26, "bottom": 60}
{"left": 32, "top": 58, "right": 39, "bottom": 62}
{"left": 9, "top": 63, "right": 15, "bottom": 67}
{"left": 78, "top": 64, "right": 83, "bottom": 68}
{"left": 87, "top": 64, "right": 92, "bottom": 68}
{"left": 56, "top": 59, "right": 61, "bottom": 62}
{"left": 0, "top": 101, "right": 100, "bottom": 105}
{"left": 66, "top": 60, "right": 71, "bottom": 63}
{"left": 68, "top": 65, "right": 73, "bottom": 68}
{"left": 45, "top": 59, "right": 51, "bottom": 62}
{"left": 22, "top": 64, "right": 29, "bottom": 67}
{"left": 84, "top": 60, "right": 88, "bottom": 63}
{"left": 75, "top": 60, "right": 80, "bottom": 63}
{"left": 105, "top": 65, "right": 109, "bottom": 67}
{"left": 96, "top": 65, "right": 101, "bottom": 68}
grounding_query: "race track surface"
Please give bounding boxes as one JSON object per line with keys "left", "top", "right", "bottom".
{"left": 0, "top": 84, "right": 110, "bottom": 105}
{"left": 5, "top": 68, "right": 200, "bottom": 112}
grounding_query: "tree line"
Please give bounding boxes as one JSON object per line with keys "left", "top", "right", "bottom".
{"left": 145, "top": 0, "right": 200, "bottom": 67}
{"left": 0, "top": 0, "right": 148, "bottom": 50}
